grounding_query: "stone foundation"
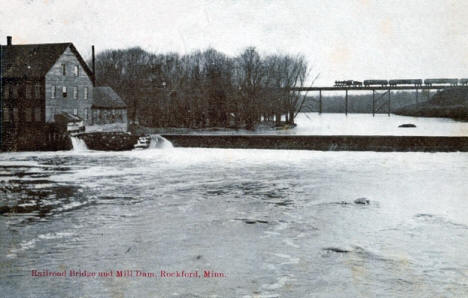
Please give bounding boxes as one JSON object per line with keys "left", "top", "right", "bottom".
{"left": 1, "top": 123, "right": 71, "bottom": 151}
{"left": 76, "top": 132, "right": 138, "bottom": 151}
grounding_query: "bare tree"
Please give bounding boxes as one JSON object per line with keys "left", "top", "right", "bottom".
{"left": 94, "top": 46, "right": 314, "bottom": 130}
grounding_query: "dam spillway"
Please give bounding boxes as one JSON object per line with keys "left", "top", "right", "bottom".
{"left": 161, "top": 134, "right": 468, "bottom": 152}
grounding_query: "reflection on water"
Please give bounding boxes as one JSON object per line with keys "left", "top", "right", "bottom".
{"left": 290, "top": 113, "right": 468, "bottom": 136}
{"left": 1, "top": 147, "right": 468, "bottom": 296}
{"left": 182, "top": 113, "right": 468, "bottom": 136}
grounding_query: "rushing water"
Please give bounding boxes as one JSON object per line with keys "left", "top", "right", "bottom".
{"left": 1, "top": 148, "right": 467, "bottom": 297}
{"left": 1, "top": 114, "right": 468, "bottom": 297}
{"left": 70, "top": 137, "right": 88, "bottom": 152}
{"left": 149, "top": 135, "right": 174, "bottom": 149}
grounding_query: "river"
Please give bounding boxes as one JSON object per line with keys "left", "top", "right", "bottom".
{"left": 1, "top": 114, "right": 467, "bottom": 297}
{"left": 177, "top": 113, "right": 468, "bottom": 136}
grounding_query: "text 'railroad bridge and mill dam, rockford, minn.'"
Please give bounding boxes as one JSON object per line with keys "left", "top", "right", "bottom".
{"left": 1, "top": 35, "right": 468, "bottom": 152}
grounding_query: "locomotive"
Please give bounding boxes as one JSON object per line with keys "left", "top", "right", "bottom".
{"left": 334, "top": 78, "right": 468, "bottom": 87}
{"left": 334, "top": 80, "right": 362, "bottom": 87}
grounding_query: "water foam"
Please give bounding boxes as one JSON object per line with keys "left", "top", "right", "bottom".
{"left": 149, "top": 135, "right": 174, "bottom": 149}
{"left": 70, "top": 136, "right": 88, "bottom": 152}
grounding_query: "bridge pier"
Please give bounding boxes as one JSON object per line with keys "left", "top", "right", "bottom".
{"left": 319, "top": 90, "right": 322, "bottom": 114}
{"left": 292, "top": 84, "right": 463, "bottom": 117}
{"left": 388, "top": 89, "right": 391, "bottom": 116}
{"left": 345, "top": 89, "right": 348, "bottom": 116}
{"left": 372, "top": 89, "right": 375, "bottom": 116}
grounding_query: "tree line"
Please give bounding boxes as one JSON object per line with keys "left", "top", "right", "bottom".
{"left": 93, "top": 47, "right": 310, "bottom": 129}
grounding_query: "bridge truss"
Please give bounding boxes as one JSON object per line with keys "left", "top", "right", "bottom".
{"left": 292, "top": 86, "right": 468, "bottom": 116}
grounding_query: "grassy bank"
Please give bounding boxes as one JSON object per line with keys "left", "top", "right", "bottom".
{"left": 394, "top": 88, "right": 468, "bottom": 121}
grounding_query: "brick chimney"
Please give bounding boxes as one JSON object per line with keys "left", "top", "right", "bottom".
{"left": 92, "top": 45, "right": 96, "bottom": 86}
{"left": 7, "top": 36, "right": 12, "bottom": 46}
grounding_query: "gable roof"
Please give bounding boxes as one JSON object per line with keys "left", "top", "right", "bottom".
{"left": 54, "top": 112, "right": 83, "bottom": 124}
{"left": 0, "top": 42, "right": 93, "bottom": 79}
{"left": 92, "top": 86, "right": 127, "bottom": 109}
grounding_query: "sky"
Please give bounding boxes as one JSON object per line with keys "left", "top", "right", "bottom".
{"left": 1, "top": 0, "right": 468, "bottom": 86}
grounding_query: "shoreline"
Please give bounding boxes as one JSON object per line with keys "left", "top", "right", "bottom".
{"left": 394, "top": 88, "right": 468, "bottom": 121}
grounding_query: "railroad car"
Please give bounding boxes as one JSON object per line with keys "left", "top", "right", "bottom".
{"left": 334, "top": 78, "right": 468, "bottom": 88}
{"left": 389, "top": 79, "right": 422, "bottom": 86}
{"left": 363, "top": 80, "right": 388, "bottom": 87}
{"left": 424, "top": 78, "right": 458, "bottom": 86}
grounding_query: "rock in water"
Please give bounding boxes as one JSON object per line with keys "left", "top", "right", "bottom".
{"left": 354, "top": 198, "right": 370, "bottom": 205}
{"left": 398, "top": 123, "right": 416, "bottom": 128}
{"left": 323, "top": 247, "right": 351, "bottom": 253}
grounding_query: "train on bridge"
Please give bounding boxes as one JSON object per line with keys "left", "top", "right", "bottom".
{"left": 335, "top": 78, "right": 468, "bottom": 87}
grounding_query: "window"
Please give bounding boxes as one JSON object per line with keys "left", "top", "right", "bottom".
{"left": 73, "top": 108, "right": 78, "bottom": 115}
{"left": 62, "top": 86, "right": 67, "bottom": 98}
{"left": 25, "top": 85, "right": 32, "bottom": 99}
{"left": 2, "top": 108, "right": 9, "bottom": 122}
{"left": 13, "top": 86, "right": 18, "bottom": 98}
{"left": 51, "top": 86, "right": 56, "bottom": 98}
{"left": 73, "top": 87, "right": 78, "bottom": 99}
{"left": 13, "top": 108, "right": 18, "bottom": 122}
{"left": 34, "top": 84, "right": 41, "bottom": 99}
{"left": 3, "top": 86, "right": 9, "bottom": 99}
{"left": 74, "top": 65, "right": 79, "bottom": 76}
{"left": 61, "top": 64, "right": 66, "bottom": 75}
{"left": 84, "top": 87, "right": 88, "bottom": 99}
{"left": 25, "top": 108, "right": 32, "bottom": 122}
{"left": 46, "top": 107, "right": 56, "bottom": 122}
{"left": 84, "top": 108, "right": 88, "bottom": 120}
{"left": 34, "top": 107, "right": 41, "bottom": 122}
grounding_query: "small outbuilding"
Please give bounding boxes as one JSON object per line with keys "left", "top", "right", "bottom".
{"left": 89, "top": 86, "right": 128, "bottom": 131}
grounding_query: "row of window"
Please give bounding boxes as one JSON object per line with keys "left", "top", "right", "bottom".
{"left": 92, "top": 109, "right": 125, "bottom": 123}
{"left": 51, "top": 86, "right": 88, "bottom": 100}
{"left": 45, "top": 107, "right": 87, "bottom": 122}
{"left": 3, "top": 84, "right": 41, "bottom": 99}
{"left": 2, "top": 107, "right": 41, "bottom": 122}
{"left": 72, "top": 108, "right": 88, "bottom": 120}
{"left": 2, "top": 107, "right": 126, "bottom": 123}
{"left": 61, "top": 64, "right": 80, "bottom": 77}
{"left": 44, "top": 108, "right": 124, "bottom": 123}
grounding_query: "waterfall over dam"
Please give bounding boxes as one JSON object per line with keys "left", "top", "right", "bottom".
{"left": 70, "top": 136, "right": 88, "bottom": 152}
{"left": 149, "top": 135, "right": 174, "bottom": 149}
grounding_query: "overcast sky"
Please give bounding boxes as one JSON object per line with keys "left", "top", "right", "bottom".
{"left": 1, "top": 0, "right": 468, "bottom": 85}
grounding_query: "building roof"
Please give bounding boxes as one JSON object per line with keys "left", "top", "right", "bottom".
{"left": 92, "top": 86, "right": 127, "bottom": 109}
{"left": 0, "top": 42, "right": 93, "bottom": 79}
{"left": 54, "top": 112, "right": 83, "bottom": 124}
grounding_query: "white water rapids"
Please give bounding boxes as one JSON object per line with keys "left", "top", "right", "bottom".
{"left": 70, "top": 134, "right": 173, "bottom": 152}
{"left": 70, "top": 136, "right": 88, "bottom": 152}
{"left": 149, "top": 135, "right": 174, "bottom": 149}
{"left": 1, "top": 148, "right": 467, "bottom": 297}
{"left": 0, "top": 114, "right": 467, "bottom": 297}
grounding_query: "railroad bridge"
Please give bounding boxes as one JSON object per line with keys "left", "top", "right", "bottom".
{"left": 291, "top": 79, "right": 468, "bottom": 116}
